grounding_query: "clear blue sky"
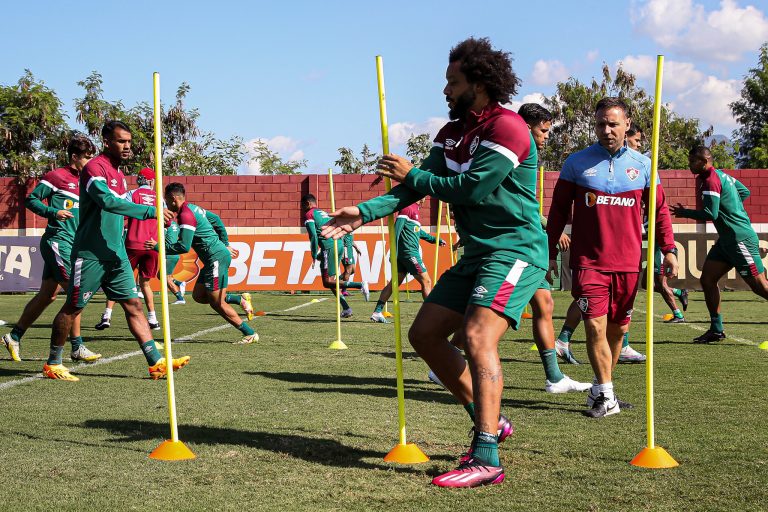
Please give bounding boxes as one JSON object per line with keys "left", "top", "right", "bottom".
{"left": 4, "top": 0, "right": 767, "bottom": 173}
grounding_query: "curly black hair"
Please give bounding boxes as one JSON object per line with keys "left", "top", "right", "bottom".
{"left": 449, "top": 37, "right": 520, "bottom": 104}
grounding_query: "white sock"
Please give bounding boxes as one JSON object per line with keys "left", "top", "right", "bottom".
{"left": 597, "top": 382, "right": 615, "bottom": 401}
{"left": 103, "top": 308, "right": 112, "bottom": 319}
{"left": 148, "top": 311, "right": 157, "bottom": 322}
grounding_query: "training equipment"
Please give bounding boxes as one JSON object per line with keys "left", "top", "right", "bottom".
{"left": 662, "top": 313, "right": 674, "bottom": 321}
{"left": 2, "top": 333, "right": 20, "bottom": 362}
{"left": 693, "top": 330, "right": 726, "bottom": 343}
{"left": 326, "top": 169, "right": 348, "bottom": 351}
{"left": 545, "top": 375, "right": 591, "bottom": 394}
{"left": 241, "top": 293, "right": 254, "bottom": 321}
{"left": 234, "top": 333, "right": 259, "bottom": 345}
{"left": 432, "top": 457, "right": 505, "bottom": 488}
{"left": 583, "top": 393, "right": 619, "bottom": 418}
{"left": 71, "top": 346, "right": 102, "bottom": 363}
{"left": 43, "top": 363, "right": 79, "bottom": 382}
{"left": 618, "top": 345, "right": 647, "bottom": 363}
{"left": 94, "top": 317, "right": 111, "bottom": 330}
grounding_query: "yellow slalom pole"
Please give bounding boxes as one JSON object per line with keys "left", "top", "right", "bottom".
{"left": 631, "top": 55, "right": 678, "bottom": 469}
{"left": 432, "top": 201, "right": 443, "bottom": 284}
{"left": 149, "top": 72, "right": 195, "bottom": 461}
{"left": 538, "top": 165, "right": 545, "bottom": 217}
{"left": 379, "top": 218, "right": 393, "bottom": 317}
{"left": 328, "top": 169, "right": 347, "bottom": 350}
{"left": 377, "top": 55, "right": 428, "bottom": 464}
{"left": 444, "top": 204, "right": 455, "bottom": 265}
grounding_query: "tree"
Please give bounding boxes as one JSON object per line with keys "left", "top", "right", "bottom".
{"left": 335, "top": 144, "right": 380, "bottom": 173}
{"left": 730, "top": 43, "right": 768, "bottom": 168}
{"left": 0, "top": 70, "right": 70, "bottom": 180}
{"left": 248, "top": 139, "right": 306, "bottom": 175}
{"left": 406, "top": 133, "right": 432, "bottom": 167}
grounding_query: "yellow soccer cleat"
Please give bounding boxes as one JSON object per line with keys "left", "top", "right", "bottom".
{"left": 148, "top": 356, "right": 191, "bottom": 380}
{"left": 43, "top": 363, "right": 79, "bottom": 382}
{"left": 241, "top": 293, "right": 254, "bottom": 321}
{"left": 2, "top": 333, "right": 21, "bottom": 362}
{"left": 234, "top": 333, "right": 259, "bottom": 345}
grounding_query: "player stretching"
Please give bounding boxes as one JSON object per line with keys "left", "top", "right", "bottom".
{"left": 302, "top": 194, "right": 369, "bottom": 317}
{"left": 371, "top": 199, "right": 444, "bottom": 323}
{"left": 149, "top": 183, "right": 257, "bottom": 344}
{"left": 2, "top": 135, "right": 101, "bottom": 363}
{"left": 671, "top": 146, "right": 768, "bottom": 342}
{"left": 547, "top": 98, "right": 678, "bottom": 417}
{"left": 44, "top": 121, "right": 189, "bottom": 381}
{"left": 324, "top": 38, "right": 542, "bottom": 488}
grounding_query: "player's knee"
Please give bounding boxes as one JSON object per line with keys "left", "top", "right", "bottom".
{"left": 408, "top": 320, "right": 433, "bottom": 350}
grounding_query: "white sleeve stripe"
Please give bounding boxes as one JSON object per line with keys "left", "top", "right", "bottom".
{"left": 39, "top": 180, "right": 57, "bottom": 191}
{"left": 480, "top": 140, "right": 520, "bottom": 167}
{"left": 702, "top": 191, "right": 720, "bottom": 197}
{"left": 432, "top": 142, "right": 444, "bottom": 148}
{"left": 180, "top": 224, "right": 196, "bottom": 231}
{"left": 304, "top": 220, "right": 315, "bottom": 225}
{"left": 85, "top": 176, "right": 106, "bottom": 193}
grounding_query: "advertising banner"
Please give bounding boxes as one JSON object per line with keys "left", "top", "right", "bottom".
{"left": 0, "top": 237, "right": 45, "bottom": 292}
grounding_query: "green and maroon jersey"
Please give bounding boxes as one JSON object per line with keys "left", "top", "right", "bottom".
{"left": 304, "top": 207, "right": 343, "bottom": 259}
{"left": 25, "top": 166, "right": 80, "bottom": 242}
{"left": 166, "top": 202, "right": 228, "bottom": 261}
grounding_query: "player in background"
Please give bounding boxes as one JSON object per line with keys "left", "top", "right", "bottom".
{"left": 147, "top": 183, "right": 258, "bottom": 344}
{"left": 163, "top": 217, "right": 187, "bottom": 305}
{"left": 302, "top": 194, "right": 369, "bottom": 318}
{"left": 547, "top": 97, "right": 678, "bottom": 417}
{"left": 340, "top": 233, "right": 361, "bottom": 297}
{"left": 370, "top": 198, "right": 445, "bottom": 323}
{"left": 671, "top": 146, "right": 768, "bottom": 342}
{"left": 44, "top": 121, "right": 189, "bottom": 381}
{"left": 2, "top": 135, "right": 102, "bottom": 363}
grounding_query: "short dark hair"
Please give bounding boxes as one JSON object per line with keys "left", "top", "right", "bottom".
{"left": 449, "top": 37, "right": 520, "bottom": 104}
{"left": 302, "top": 193, "right": 317, "bottom": 206}
{"left": 66, "top": 134, "right": 96, "bottom": 160}
{"left": 518, "top": 103, "right": 552, "bottom": 127}
{"left": 101, "top": 120, "right": 132, "bottom": 140}
{"left": 688, "top": 145, "right": 712, "bottom": 159}
{"left": 627, "top": 124, "right": 644, "bottom": 137}
{"left": 594, "top": 97, "right": 629, "bottom": 116}
{"left": 165, "top": 182, "right": 186, "bottom": 196}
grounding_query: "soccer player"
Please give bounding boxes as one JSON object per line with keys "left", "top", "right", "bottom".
{"left": 323, "top": 38, "right": 541, "bottom": 487}
{"left": 340, "top": 233, "right": 361, "bottom": 297}
{"left": 302, "top": 194, "right": 369, "bottom": 317}
{"left": 547, "top": 98, "right": 678, "bottom": 417}
{"left": 163, "top": 218, "right": 187, "bottom": 305}
{"left": 2, "top": 135, "right": 101, "bottom": 363}
{"left": 370, "top": 199, "right": 445, "bottom": 323}
{"left": 148, "top": 183, "right": 258, "bottom": 344}
{"left": 43, "top": 121, "right": 189, "bottom": 381}
{"left": 671, "top": 146, "right": 768, "bottom": 342}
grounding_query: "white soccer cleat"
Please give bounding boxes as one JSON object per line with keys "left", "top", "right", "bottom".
{"left": 361, "top": 281, "right": 370, "bottom": 302}
{"left": 2, "top": 333, "right": 21, "bottom": 362}
{"left": 137, "top": 291, "right": 145, "bottom": 299}
{"left": 618, "top": 344, "right": 646, "bottom": 363}
{"left": 234, "top": 333, "right": 259, "bottom": 345}
{"left": 71, "top": 345, "right": 102, "bottom": 363}
{"left": 545, "top": 375, "right": 592, "bottom": 394}
{"left": 341, "top": 308, "right": 353, "bottom": 318}
{"left": 555, "top": 339, "right": 581, "bottom": 364}
{"left": 370, "top": 312, "right": 390, "bottom": 323}
{"left": 178, "top": 281, "right": 186, "bottom": 295}
{"left": 427, "top": 370, "right": 445, "bottom": 389}
{"left": 172, "top": 298, "right": 186, "bottom": 305}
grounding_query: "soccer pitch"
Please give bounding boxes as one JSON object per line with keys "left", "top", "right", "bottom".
{"left": 0, "top": 290, "right": 765, "bottom": 511}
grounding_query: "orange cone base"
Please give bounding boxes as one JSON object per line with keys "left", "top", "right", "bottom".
{"left": 630, "top": 446, "right": 679, "bottom": 468}
{"left": 521, "top": 312, "right": 533, "bottom": 319}
{"left": 382, "top": 311, "right": 393, "bottom": 318}
{"left": 662, "top": 313, "right": 674, "bottom": 321}
{"left": 149, "top": 440, "right": 196, "bottom": 461}
{"left": 384, "top": 442, "right": 429, "bottom": 464}
{"left": 328, "top": 340, "right": 348, "bottom": 350}
{"left": 529, "top": 344, "right": 539, "bottom": 351}
{"left": 758, "top": 341, "right": 768, "bottom": 350}
{"left": 255, "top": 311, "right": 267, "bottom": 316}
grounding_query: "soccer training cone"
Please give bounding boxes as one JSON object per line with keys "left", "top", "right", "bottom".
{"left": 382, "top": 311, "right": 393, "bottom": 318}
{"left": 384, "top": 442, "right": 429, "bottom": 464}
{"left": 630, "top": 446, "right": 679, "bottom": 468}
{"left": 149, "top": 440, "right": 196, "bottom": 461}
{"left": 662, "top": 313, "right": 674, "bottom": 321}
{"left": 521, "top": 311, "right": 533, "bottom": 319}
{"left": 758, "top": 340, "right": 768, "bottom": 350}
{"left": 530, "top": 344, "right": 539, "bottom": 351}
{"left": 255, "top": 310, "right": 267, "bottom": 316}
{"left": 328, "top": 340, "right": 348, "bottom": 350}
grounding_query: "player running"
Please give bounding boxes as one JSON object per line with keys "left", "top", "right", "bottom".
{"left": 44, "top": 121, "right": 189, "bottom": 381}
{"left": 2, "top": 135, "right": 101, "bottom": 363}
{"left": 302, "top": 194, "right": 369, "bottom": 317}
{"left": 163, "top": 218, "right": 187, "bottom": 305}
{"left": 671, "top": 146, "right": 768, "bottom": 342}
{"left": 370, "top": 198, "right": 445, "bottom": 323}
{"left": 148, "top": 183, "right": 257, "bottom": 344}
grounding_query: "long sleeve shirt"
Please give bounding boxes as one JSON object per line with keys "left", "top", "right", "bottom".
{"left": 25, "top": 166, "right": 80, "bottom": 242}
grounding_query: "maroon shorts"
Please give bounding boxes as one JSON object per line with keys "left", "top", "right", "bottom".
{"left": 571, "top": 268, "right": 640, "bottom": 325}
{"left": 127, "top": 248, "right": 159, "bottom": 280}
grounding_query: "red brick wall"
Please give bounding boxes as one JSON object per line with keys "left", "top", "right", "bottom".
{"left": 1, "top": 170, "right": 766, "bottom": 230}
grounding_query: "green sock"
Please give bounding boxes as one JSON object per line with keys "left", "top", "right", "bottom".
{"left": 539, "top": 348, "right": 564, "bottom": 383}
{"left": 343, "top": 281, "right": 363, "bottom": 290}
{"left": 225, "top": 293, "right": 241, "bottom": 305}
{"left": 672, "top": 288, "right": 683, "bottom": 297}
{"left": 237, "top": 322, "right": 254, "bottom": 336}
{"left": 175, "top": 291, "right": 184, "bottom": 301}
{"left": 557, "top": 326, "right": 574, "bottom": 343}
{"left": 711, "top": 314, "right": 724, "bottom": 332}
{"left": 464, "top": 402, "right": 476, "bottom": 421}
{"left": 472, "top": 431, "right": 500, "bottom": 466}
{"left": 673, "top": 309, "right": 683, "bottom": 319}
{"left": 173, "top": 279, "right": 183, "bottom": 286}
{"left": 140, "top": 340, "right": 162, "bottom": 366}
{"left": 70, "top": 336, "right": 83, "bottom": 351}
{"left": 339, "top": 296, "right": 350, "bottom": 310}
{"left": 622, "top": 332, "right": 630, "bottom": 348}
{"left": 47, "top": 345, "right": 63, "bottom": 365}
{"left": 10, "top": 326, "right": 25, "bottom": 342}
{"left": 374, "top": 301, "right": 385, "bottom": 313}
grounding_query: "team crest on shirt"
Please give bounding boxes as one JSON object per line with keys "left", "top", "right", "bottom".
{"left": 626, "top": 309, "right": 634, "bottom": 318}
{"left": 83, "top": 291, "right": 93, "bottom": 302}
{"left": 469, "top": 136, "right": 480, "bottom": 155}
{"left": 585, "top": 192, "right": 597, "bottom": 207}
{"left": 67, "top": 182, "right": 76, "bottom": 189}
{"left": 577, "top": 297, "right": 589, "bottom": 312}
{"left": 110, "top": 178, "right": 118, "bottom": 187}
{"left": 626, "top": 167, "right": 640, "bottom": 181}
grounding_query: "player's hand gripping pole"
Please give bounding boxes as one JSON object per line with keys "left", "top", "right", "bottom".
{"left": 630, "top": 55, "right": 678, "bottom": 469}
{"left": 327, "top": 169, "right": 348, "bottom": 350}
{"left": 376, "top": 56, "right": 428, "bottom": 464}
{"left": 149, "top": 72, "right": 195, "bottom": 461}
{"left": 432, "top": 201, "right": 443, "bottom": 284}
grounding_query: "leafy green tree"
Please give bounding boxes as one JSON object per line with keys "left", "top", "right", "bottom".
{"left": 248, "top": 139, "right": 306, "bottom": 175}
{"left": 406, "top": 133, "right": 432, "bottom": 167}
{"left": 730, "top": 43, "right": 768, "bottom": 168}
{"left": 335, "top": 144, "right": 380, "bottom": 173}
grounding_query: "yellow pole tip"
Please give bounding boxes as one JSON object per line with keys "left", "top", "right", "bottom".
{"left": 630, "top": 446, "right": 679, "bottom": 469}
{"left": 328, "top": 340, "right": 348, "bottom": 350}
{"left": 149, "top": 440, "right": 196, "bottom": 461}
{"left": 758, "top": 340, "right": 768, "bottom": 350}
{"left": 383, "top": 443, "right": 429, "bottom": 464}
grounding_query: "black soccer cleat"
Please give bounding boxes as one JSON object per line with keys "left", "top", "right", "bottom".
{"left": 664, "top": 316, "right": 685, "bottom": 324}
{"left": 680, "top": 289, "right": 689, "bottom": 312}
{"left": 693, "top": 329, "right": 726, "bottom": 344}
{"left": 583, "top": 393, "right": 620, "bottom": 418}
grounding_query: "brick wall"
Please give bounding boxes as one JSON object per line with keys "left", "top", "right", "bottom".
{"left": 1, "top": 170, "right": 766, "bottom": 230}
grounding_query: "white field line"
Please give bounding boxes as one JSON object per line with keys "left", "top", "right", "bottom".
{"left": 638, "top": 307, "right": 759, "bottom": 347}
{"left": 0, "top": 297, "right": 328, "bottom": 391}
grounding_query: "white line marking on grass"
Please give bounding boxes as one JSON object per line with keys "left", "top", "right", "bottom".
{"left": 639, "top": 307, "right": 759, "bottom": 347}
{"left": 0, "top": 297, "right": 327, "bottom": 391}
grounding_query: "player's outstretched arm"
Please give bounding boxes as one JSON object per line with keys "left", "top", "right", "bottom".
{"left": 86, "top": 178, "right": 156, "bottom": 220}
{"left": 321, "top": 206, "right": 363, "bottom": 240}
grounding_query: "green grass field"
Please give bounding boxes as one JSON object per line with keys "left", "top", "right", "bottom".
{"left": 0, "top": 289, "right": 766, "bottom": 511}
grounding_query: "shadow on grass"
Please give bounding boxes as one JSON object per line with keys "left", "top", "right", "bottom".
{"left": 80, "top": 418, "right": 426, "bottom": 471}
{"left": 0, "top": 367, "right": 40, "bottom": 377}
{"left": 368, "top": 351, "right": 421, "bottom": 361}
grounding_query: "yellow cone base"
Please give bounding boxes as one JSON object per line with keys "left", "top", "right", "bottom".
{"left": 521, "top": 312, "right": 533, "bottom": 319}
{"left": 630, "top": 446, "right": 679, "bottom": 468}
{"left": 149, "top": 440, "right": 196, "bottom": 461}
{"left": 310, "top": 299, "right": 320, "bottom": 303}
{"left": 759, "top": 340, "right": 768, "bottom": 350}
{"left": 328, "top": 340, "right": 348, "bottom": 350}
{"left": 384, "top": 442, "right": 429, "bottom": 464}
{"left": 530, "top": 344, "right": 539, "bottom": 351}
{"left": 382, "top": 311, "right": 393, "bottom": 318}
{"left": 662, "top": 313, "right": 674, "bottom": 321}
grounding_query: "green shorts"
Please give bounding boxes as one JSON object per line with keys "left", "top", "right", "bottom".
{"left": 537, "top": 279, "right": 551, "bottom": 291}
{"left": 200, "top": 249, "right": 231, "bottom": 291}
{"left": 68, "top": 257, "right": 139, "bottom": 308}
{"left": 162, "top": 255, "right": 180, "bottom": 278}
{"left": 426, "top": 251, "right": 545, "bottom": 330}
{"left": 342, "top": 245, "right": 356, "bottom": 266}
{"left": 398, "top": 251, "right": 428, "bottom": 277}
{"left": 40, "top": 236, "right": 72, "bottom": 284}
{"left": 319, "top": 247, "right": 341, "bottom": 278}
{"left": 653, "top": 246, "right": 663, "bottom": 276}
{"left": 706, "top": 236, "right": 765, "bottom": 278}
